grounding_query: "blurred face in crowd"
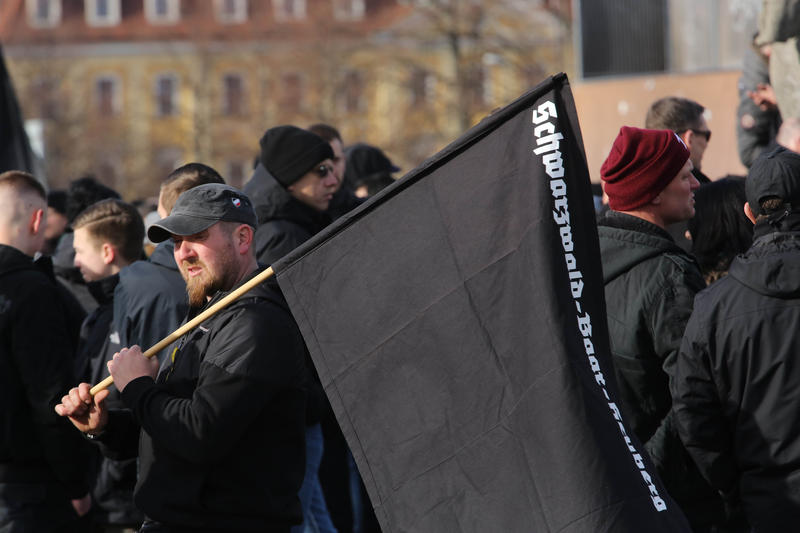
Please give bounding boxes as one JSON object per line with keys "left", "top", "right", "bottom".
{"left": 172, "top": 222, "right": 241, "bottom": 307}
{"left": 686, "top": 115, "right": 711, "bottom": 170}
{"left": 653, "top": 158, "right": 699, "bottom": 226}
{"left": 329, "top": 138, "right": 346, "bottom": 191}
{"left": 45, "top": 207, "right": 68, "bottom": 241}
{"left": 288, "top": 159, "right": 339, "bottom": 212}
{"left": 73, "top": 227, "right": 113, "bottom": 282}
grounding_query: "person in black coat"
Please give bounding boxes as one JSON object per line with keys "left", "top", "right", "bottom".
{"left": 0, "top": 170, "right": 91, "bottom": 532}
{"left": 597, "top": 127, "right": 731, "bottom": 530}
{"left": 57, "top": 184, "right": 307, "bottom": 532}
{"left": 71, "top": 199, "right": 146, "bottom": 530}
{"left": 244, "top": 125, "right": 339, "bottom": 533}
{"left": 673, "top": 146, "right": 800, "bottom": 531}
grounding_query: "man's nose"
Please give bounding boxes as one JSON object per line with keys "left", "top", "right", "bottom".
{"left": 174, "top": 241, "right": 195, "bottom": 262}
{"left": 323, "top": 173, "right": 338, "bottom": 187}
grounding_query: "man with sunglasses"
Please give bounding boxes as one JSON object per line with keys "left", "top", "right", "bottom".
{"left": 646, "top": 96, "right": 713, "bottom": 252}
{"left": 646, "top": 96, "right": 712, "bottom": 185}
{"left": 243, "top": 125, "right": 339, "bottom": 533}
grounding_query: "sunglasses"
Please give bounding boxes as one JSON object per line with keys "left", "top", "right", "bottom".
{"left": 313, "top": 164, "right": 334, "bottom": 178}
{"left": 690, "top": 129, "right": 711, "bottom": 141}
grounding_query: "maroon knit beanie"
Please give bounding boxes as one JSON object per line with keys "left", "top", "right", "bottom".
{"left": 600, "top": 126, "right": 690, "bottom": 211}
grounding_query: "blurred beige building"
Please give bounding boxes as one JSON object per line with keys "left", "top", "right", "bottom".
{"left": 0, "top": 0, "right": 571, "bottom": 199}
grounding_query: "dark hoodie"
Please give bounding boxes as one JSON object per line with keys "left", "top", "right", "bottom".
{"left": 113, "top": 240, "right": 187, "bottom": 365}
{"left": 0, "top": 244, "right": 90, "bottom": 506}
{"left": 597, "top": 211, "right": 724, "bottom": 528}
{"left": 673, "top": 219, "right": 800, "bottom": 531}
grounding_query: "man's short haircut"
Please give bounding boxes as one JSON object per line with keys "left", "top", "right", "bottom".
{"left": 645, "top": 97, "right": 706, "bottom": 133}
{"left": 72, "top": 199, "right": 144, "bottom": 263}
{"left": 0, "top": 170, "right": 46, "bottom": 201}
{"left": 160, "top": 163, "right": 225, "bottom": 215}
{"left": 308, "top": 123, "right": 342, "bottom": 144}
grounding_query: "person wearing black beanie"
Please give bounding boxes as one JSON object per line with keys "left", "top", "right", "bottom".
{"left": 243, "top": 125, "right": 340, "bottom": 533}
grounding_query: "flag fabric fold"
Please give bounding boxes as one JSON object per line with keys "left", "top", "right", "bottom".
{"left": 274, "top": 73, "right": 690, "bottom": 532}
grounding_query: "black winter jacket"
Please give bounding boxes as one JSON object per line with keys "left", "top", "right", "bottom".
{"left": 0, "top": 244, "right": 90, "bottom": 498}
{"left": 243, "top": 163, "right": 330, "bottom": 424}
{"left": 98, "top": 269, "right": 307, "bottom": 531}
{"left": 113, "top": 241, "right": 187, "bottom": 364}
{"left": 598, "top": 212, "right": 724, "bottom": 527}
{"left": 673, "top": 221, "right": 800, "bottom": 531}
{"left": 75, "top": 274, "right": 141, "bottom": 526}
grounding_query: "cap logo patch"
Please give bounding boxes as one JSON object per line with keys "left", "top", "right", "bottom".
{"left": 232, "top": 198, "right": 242, "bottom": 208}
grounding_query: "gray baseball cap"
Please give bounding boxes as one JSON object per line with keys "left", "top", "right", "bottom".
{"left": 147, "top": 183, "right": 257, "bottom": 243}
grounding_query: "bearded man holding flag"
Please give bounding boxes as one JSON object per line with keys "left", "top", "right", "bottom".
{"left": 56, "top": 183, "right": 307, "bottom": 533}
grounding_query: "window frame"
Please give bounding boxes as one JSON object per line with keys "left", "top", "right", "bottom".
{"left": 94, "top": 74, "right": 122, "bottom": 117}
{"left": 26, "top": 0, "right": 62, "bottom": 28}
{"left": 85, "top": 0, "right": 122, "bottom": 27}
{"left": 145, "top": 0, "right": 180, "bottom": 24}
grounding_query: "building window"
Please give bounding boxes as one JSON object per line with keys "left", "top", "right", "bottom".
{"left": 333, "top": 0, "right": 364, "bottom": 21}
{"left": 279, "top": 72, "right": 305, "bottom": 113}
{"left": 274, "top": 0, "right": 306, "bottom": 21}
{"left": 85, "top": 0, "right": 121, "bottom": 27}
{"left": 145, "top": 0, "right": 180, "bottom": 24}
{"left": 409, "top": 67, "right": 434, "bottom": 106}
{"left": 31, "top": 77, "right": 59, "bottom": 120}
{"left": 339, "top": 70, "right": 364, "bottom": 113}
{"left": 215, "top": 0, "right": 247, "bottom": 23}
{"left": 95, "top": 75, "right": 121, "bottom": 116}
{"left": 26, "top": 0, "right": 61, "bottom": 28}
{"left": 222, "top": 74, "right": 245, "bottom": 116}
{"left": 155, "top": 74, "right": 178, "bottom": 117}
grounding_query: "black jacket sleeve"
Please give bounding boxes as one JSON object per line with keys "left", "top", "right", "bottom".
{"left": 15, "top": 280, "right": 91, "bottom": 497}
{"left": 642, "top": 261, "right": 704, "bottom": 471}
{"left": 671, "top": 311, "right": 739, "bottom": 494}
{"left": 120, "top": 301, "right": 304, "bottom": 463}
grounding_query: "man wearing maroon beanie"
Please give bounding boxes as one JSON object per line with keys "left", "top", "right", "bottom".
{"left": 597, "top": 127, "right": 729, "bottom": 530}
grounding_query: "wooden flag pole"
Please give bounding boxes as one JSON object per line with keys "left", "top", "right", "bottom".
{"left": 89, "top": 266, "right": 275, "bottom": 396}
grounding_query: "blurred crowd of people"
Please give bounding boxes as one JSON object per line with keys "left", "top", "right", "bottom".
{"left": 0, "top": 124, "right": 399, "bottom": 533}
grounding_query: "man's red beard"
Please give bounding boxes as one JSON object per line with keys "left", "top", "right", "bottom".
{"left": 180, "top": 256, "right": 236, "bottom": 307}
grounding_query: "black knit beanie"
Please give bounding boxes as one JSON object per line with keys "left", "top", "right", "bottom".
{"left": 259, "top": 125, "right": 334, "bottom": 187}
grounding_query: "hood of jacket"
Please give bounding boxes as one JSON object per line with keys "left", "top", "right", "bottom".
{"left": 243, "top": 162, "right": 330, "bottom": 234}
{"left": 0, "top": 244, "right": 35, "bottom": 278}
{"left": 728, "top": 228, "right": 800, "bottom": 298}
{"left": 598, "top": 211, "right": 688, "bottom": 284}
{"left": 149, "top": 240, "right": 178, "bottom": 271}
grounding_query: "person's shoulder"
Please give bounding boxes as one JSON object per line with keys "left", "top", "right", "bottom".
{"left": 118, "top": 259, "right": 183, "bottom": 293}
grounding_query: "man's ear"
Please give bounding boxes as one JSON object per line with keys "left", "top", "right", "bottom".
{"left": 236, "top": 224, "right": 254, "bottom": 253}
{"left": 29, "top": 208, "right": 44, "bottom": 235}
{"left": 744, "top": 202, "right": 757, "bottom": 224}
{"left": 680, "top": 129, "right": 693, "bottom": 148}
{"left": 101, "top": 243, "right": 116, "bottom": 265}
{"left": 651, "top": 191, "right": 663, "bottom": 206}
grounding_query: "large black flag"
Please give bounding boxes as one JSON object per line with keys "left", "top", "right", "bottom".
{"left": 0, "top": 44, "right": 36, "bottom": 173}
{"left": 274, "top": 74, "right": 690, "bottom": 532}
